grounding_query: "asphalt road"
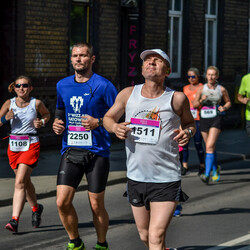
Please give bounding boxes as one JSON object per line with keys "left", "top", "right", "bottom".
{"left": 0, "top": 159, "right": 250, "bottom": 250}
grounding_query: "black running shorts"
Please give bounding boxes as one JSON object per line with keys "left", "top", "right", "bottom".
{"left": 57, "top": 151, "right": 110, "bottom": 193}
{"left": 200, "top": 115, "right": 222, "bottom": 132}
{"left": 127, "top": 178, "right": 189, "bottom": 210}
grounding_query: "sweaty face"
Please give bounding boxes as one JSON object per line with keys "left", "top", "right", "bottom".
{"left": 142, "top": 54, "right": 168, "bottom": 81}
{"left": 71, "top": 46, "right": 94, "bottom": 74}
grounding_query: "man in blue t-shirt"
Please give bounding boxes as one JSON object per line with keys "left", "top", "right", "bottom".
{"left": 53, "top": 42, "right": 117, "bottom": 250}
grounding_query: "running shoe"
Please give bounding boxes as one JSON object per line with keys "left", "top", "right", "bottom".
{"left": 66, "top": 240, "right": 85, "bottom": 250}
{"left": 94, "top": 243, "right": 109, "bottom": 249}
{"left": 173, "top": 204, "right": 182, "bottom": 217}
{"left": 199, "top": 174, "right": 209, "bottom": 184}
{"left": 181, "top": 167, "right": 188, "bottom": 176}
{"left": 212, "top": 165, "right": 221, "bottom": 182}
{"left": 5, "top": 219, "right": 18, "bottom": 233}
{"left": 198, "top": 167, "right": 205, "bottom": 176}
{"left": 32, "top": 204, "right": 44, "bottom": 228}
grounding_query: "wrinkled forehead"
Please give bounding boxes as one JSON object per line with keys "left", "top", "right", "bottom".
{"left": 143, "top": 53, "right": 170, "bottom": 67}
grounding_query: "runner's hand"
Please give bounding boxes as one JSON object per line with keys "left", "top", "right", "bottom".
{"left": 81, "top": 115, "right": 98, "bottom": 130}
{"left": 173, "top": 129, "right": 189, "bottom": 147}
{"left": 33, "top": 118, "right": 43, "bottom": 129}
{"left": 53, "top": 119, "right": 65, "bottom": 135}
{"left": 113, "top": 122, "right": 131, "bottom": 140}
{"left": 5, "top": 109, "right": 14, "bottom": 121}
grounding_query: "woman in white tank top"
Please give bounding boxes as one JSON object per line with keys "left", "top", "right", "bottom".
{"left": 193, "top": 66, "right": 231, "bottom": 184}
{"left": 0, "top": 75, "right": 50, "bottom": 233}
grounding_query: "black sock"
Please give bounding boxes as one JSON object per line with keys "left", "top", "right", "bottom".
{"left": 70, "top": 237, "right": 82, "bottom": 247}
{"left": 97, "top": 241, "right": 108, "bottom": 247}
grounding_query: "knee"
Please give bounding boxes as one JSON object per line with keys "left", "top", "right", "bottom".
{"left": 138, "top": 229, "right": 149, "bottom": 244}
{"left": 14, "top": 180, "right": 25, "bottom": 190}
{"left": 90, "top": 200, "right": 104, "bottom": 216}
{"left": 56, "top": 196, "right": 71, "bottom": 212}
{"left": 148, "top": 231, "right": 164, "bottom": 246}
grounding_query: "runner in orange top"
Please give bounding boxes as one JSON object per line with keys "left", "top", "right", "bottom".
{"left": 182, "top": 68, "right": 205, "bottom": 176}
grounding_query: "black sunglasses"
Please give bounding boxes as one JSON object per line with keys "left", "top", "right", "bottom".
{"left": 187, "top": 75, "right": 196, "bottom": 79}
{"left": 15, "top": 83, "right": 29, "bottom": 88}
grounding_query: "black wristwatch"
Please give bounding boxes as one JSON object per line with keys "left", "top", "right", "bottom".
{"left": 98, "top": 118, "right": 103, "bottom": 127}
{"left": 187, "top": 128, "right": 193, "bottom": 138}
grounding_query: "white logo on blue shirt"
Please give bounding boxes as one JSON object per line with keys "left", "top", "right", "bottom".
{"left": 70, "top": 96, "right": 84, "bottom": 113}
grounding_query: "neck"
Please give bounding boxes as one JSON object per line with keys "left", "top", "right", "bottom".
{"left": 16, "top": 96, "right": 30, "bottom": 103}
{"left": 142, "top": 80, "right": 165, "bottom": 98}
{"left": 75, "top": 70, "right": 93, "bottom": 83}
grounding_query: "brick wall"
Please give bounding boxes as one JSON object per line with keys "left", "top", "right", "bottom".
{"left": 23, "top": 0, "right": 70, "bottom": 143}
{"left": 144, "top": 0, "right": 168, "bottom": 50}
{"left": 96, "top": 0, "right": 120, "bottom": 84}
{"left": 24, "top": 0, "right": 69, "bottom": 80}
{"left": 188, "top": 0, "right": 205, "bottom": 75}
{"left": 222, "top": 0, "right": 249, "bottom": 80}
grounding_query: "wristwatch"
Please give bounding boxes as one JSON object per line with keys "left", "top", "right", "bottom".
{"left": 187, "top": 128, "right": 193, "bottom": 138}
{"left": 98, "top": 118, "right": 103, "bottom": 127}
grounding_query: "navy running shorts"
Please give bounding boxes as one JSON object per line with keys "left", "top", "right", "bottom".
{"left": 57, "top": 150, "right": 110, "bottom": 193}
{"left": 127, "top": 178, "right": 189, "bottom": 210}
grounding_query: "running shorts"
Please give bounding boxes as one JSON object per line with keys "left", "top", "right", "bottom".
{"left": 7, "top": 142, "right": 40, "bottom": 170}
{"left": 200, "top": 115, "right": 222, "bottom": 132}
{"left": 127, "top": 178, "right": 189, "bottom": 210}
{"left": 57, "top": 150, "right": 110, "bottom": 193}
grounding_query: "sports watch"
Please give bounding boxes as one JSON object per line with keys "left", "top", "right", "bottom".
{"left": 187, "top": 128, "right": 193, "bottom": 138}
{"left": 98, "top": 118, "right": 103, "bottom": 127}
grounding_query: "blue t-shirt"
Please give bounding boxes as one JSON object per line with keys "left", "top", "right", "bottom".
{"left": 56, "top": 73, "right": 117, "bottom": 157}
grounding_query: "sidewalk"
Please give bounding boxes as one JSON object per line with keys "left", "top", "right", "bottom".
{"left": 0, "top": 129, "right": 249, "bottom": 207}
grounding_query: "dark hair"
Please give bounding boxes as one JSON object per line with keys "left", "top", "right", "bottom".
{"left": 72, "top": 42, "right": 94, "bottom": 57}
{"left": 8, "top": 75, "right": 32, "bottom": 93}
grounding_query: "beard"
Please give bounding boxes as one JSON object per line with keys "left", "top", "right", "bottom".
{"left": 75, "top": 67, "right": 88, "bottom": 74}
{"left": 73, "top": 63, "right": 90, "bottom": 75}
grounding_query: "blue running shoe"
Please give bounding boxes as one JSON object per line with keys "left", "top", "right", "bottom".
{"left": 173, "top": 204, "right": 182, "bottom": 217}
{"left": 212, "top": 165, "right": 221, "bottom": 182}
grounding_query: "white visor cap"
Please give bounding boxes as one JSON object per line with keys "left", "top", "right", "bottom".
{"left": 140, "top": 49, "right": 171, "bottom": 67}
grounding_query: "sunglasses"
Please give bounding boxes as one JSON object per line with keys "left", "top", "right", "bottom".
{"left": 187, "top": 75, "right": 196, "bottom": 79}
{"left": 15, "top": 83, "right": 29, "bottom": 88}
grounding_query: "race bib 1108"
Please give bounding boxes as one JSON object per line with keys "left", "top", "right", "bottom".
{"left": 9, "top": 135, "right": 30, "bottom": 152}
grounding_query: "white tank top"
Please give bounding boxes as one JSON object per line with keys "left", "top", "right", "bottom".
{"left": 125, "top": 84, "right": 181, "bottom": 183}
{"left": 10, "top": 97, "right": 39, "bottom": 144}
{"left": 202, "top": 84, "right": 222, "bottom": 106}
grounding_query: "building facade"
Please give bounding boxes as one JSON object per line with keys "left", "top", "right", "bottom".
{"left": 0, "top": 0, "right": 249, "bottom": 145}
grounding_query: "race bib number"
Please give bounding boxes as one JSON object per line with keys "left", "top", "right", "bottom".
{"left": 130, "top": 118, "right": 160, "bottom": 144}
{"left": 200, "top": 106, "right": 217, "bottom": 118}
{"left": 191, "top": 108, "right": 198, "bottom": 119}
{"left": 9, "top": 135, "right": 30, "bottom": 152}
{"left": 67, "top": 126, "right": 92, "bottom": 146}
